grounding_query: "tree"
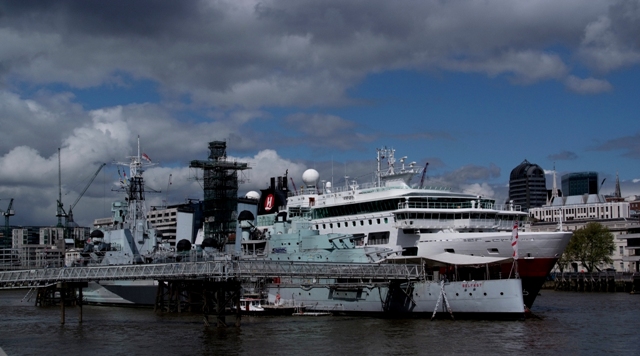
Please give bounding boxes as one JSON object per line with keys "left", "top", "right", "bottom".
{"left": 563, "top": 222, "right": 615, "bottom": 273}
{"left": 555, "top": 248, "right": 572, "bottom": 273}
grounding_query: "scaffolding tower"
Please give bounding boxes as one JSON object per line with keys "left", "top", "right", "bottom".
{"left": 189, "top": 141, "right": 250, "bottom": 249}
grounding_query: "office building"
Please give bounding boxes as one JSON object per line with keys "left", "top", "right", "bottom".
{"left": 508, "top": 159, "right": 547, "bottom": 211}
{"left": 561, "top": 172, "right": 599, "bottom": 196}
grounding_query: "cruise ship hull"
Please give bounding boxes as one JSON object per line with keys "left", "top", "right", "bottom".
{"left": 515, "top": 257, "right": 558, "bottom": 308}
{"left": 415, "top": 230, "right": 571, "bottom": 308}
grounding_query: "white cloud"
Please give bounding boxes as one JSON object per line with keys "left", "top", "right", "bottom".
{"left": 460, "top": 182, "right": 495, "bottom": 199}
{"left": 565, "top": 75, "right": 613, "bottom": 94}
{"left": 442, "top": 50, "right": 568, "bottom": 84}
{"left": 237, "top": 149, "right": 308, "bottom": 192}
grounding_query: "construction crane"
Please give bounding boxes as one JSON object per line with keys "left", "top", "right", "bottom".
{"left": 58, "top": 163, "right": 107, "bottom": 231}
{"left": 1, "top": 199, "right": 14, "bottom": 248}
{"left": 419, "top": 162, "right": 429, "bottom": 189}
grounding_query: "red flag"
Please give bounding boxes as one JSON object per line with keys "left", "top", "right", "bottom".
{"left": 511, "top": 222, "right": 519, "bottom": 259}
{"left": 142, "top": 153, "right": 151, "bottom": 162}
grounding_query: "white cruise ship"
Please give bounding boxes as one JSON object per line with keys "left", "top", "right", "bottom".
{"left": 255, "top": 147, "right": 572, "bottom": 308}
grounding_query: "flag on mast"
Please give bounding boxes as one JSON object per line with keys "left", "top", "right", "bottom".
{"left": 511, "top": 221, "right": 519, "bottom": 259}
{"left": 142, "top": 153, "right": 152, "bottom": 162}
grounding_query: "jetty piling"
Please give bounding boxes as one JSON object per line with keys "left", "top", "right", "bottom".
{"left": 0, "top": 260, "right": 423, "bottom": 327}
{"left": 552, "top": 272, "right": 635, "bottom": 293}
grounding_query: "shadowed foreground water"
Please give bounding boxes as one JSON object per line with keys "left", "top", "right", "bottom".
{"left": 1, "top": 289, "right": 639, "bottom": 355}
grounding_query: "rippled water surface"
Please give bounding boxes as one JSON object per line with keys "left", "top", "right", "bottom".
{"left": 1, "top": 289, "right": 639, "bottom": 355}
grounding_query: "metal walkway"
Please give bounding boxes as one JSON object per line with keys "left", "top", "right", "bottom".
{"left": 0, "top": 260, "right": 423, "bottom": 289}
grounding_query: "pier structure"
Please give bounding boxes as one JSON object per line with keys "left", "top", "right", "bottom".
{"left": 551, "top": 272, "right": 636, "bottom": 293}
{"left": 0, "top": 260, "right": 423, "bottom": 326}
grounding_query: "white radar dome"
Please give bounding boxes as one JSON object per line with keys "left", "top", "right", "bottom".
{"left": 245, "top": 191, "right": 260, "bottom": 200}
{"left": 302, "top": 169, "right": 319, "bottom": 186}
{"left": 325, "top": 181, "right": 332, "bottom": 188}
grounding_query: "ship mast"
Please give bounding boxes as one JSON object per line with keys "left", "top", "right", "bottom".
{"left": 550, "top": 163, "right": 559, "bottom": 203}
{"left": 112, "top": 136, "right": 156, "bottom": 230}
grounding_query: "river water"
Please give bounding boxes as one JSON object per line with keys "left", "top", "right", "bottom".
{"left": 0, "top": 289, "right": 638, "bottom": 355}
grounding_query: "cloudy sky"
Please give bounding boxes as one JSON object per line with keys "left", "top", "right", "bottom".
{"left": 1, "top": 0, "right": 639, "bottom": 227}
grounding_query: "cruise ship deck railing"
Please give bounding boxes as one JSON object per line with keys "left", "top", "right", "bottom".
{"left": 296, "top": 183, "right": 453, "bottom": 196}
{"left": 0, "top": 260, "right": 424, "bottom": 290}
{"left": 397, "top": 201, "right": 523, "bottom": 212}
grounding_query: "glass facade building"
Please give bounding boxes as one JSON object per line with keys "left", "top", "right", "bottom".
{"left": 561, "top": 172, "right": 599, "bottom": 196}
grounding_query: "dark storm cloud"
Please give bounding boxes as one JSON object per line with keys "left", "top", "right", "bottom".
{"left": 282, "top": 113, "right": 376, "bottom": 150}
{"left": 1, "top": 0, "right": 196, "bottom": 36}
{"left": 578, "top": 0, "right": 640, "bottom": 72}
{"left": 393, "top": 131, "right": 455, "bottom": 141}
{"left": 0, "top": 0, "right": 625, "bottom": 110}
{"left": 441, "top": 163, "right": 502, "bottom": 186}
{"left": 1, "top": 0, "right": 639, "bottom": 226}
{"left": 548, "top": 150, "right": 578, "bottom": 161}
{"left": 593, "top": 133, "right": 640, "bottom": 159}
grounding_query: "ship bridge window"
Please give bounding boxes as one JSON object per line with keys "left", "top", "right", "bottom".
{"left": 487, "top": 248, "right": 499, "bottom": 254}
{"left": 360, "top": 220, "right": 364, "bottom": 226}
{"left": 352, "top": 221, "right": 356, "bottom": 227}
{"left": 445, "top": 248, "right": 455, "bottom": 253}
{"left": 368, "top": 219, "right": 372, "bottom": 225}
{"left": 402, "top": 247, "right": 418, "bottom": 256}
{"left": 377, "top": 218, "right": 380, "bottom": 224}
{"left": 384, "top": 218, "right": 388, "bottom": 224}
{"left": 368, "top": 231, "right": 390, "bottom": 245}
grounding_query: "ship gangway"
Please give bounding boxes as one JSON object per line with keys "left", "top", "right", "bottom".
{"left": 0, "top": 260, "right": 423, "bottom": 289}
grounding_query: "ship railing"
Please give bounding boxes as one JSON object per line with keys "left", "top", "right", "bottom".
{"left": 397, "top": 201, "right": 522, "bottom": 211}
{"left": 493, "top": 204, "right": 524, "bottom": 212}
{"left": 398, "top": 201, "right": 473, "bottom": 210}
{"left": 395, "top": 218, "right": 499, "bottom": 230}
{"left": 293, "top": 181, "right": 453, "bottom": 197}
